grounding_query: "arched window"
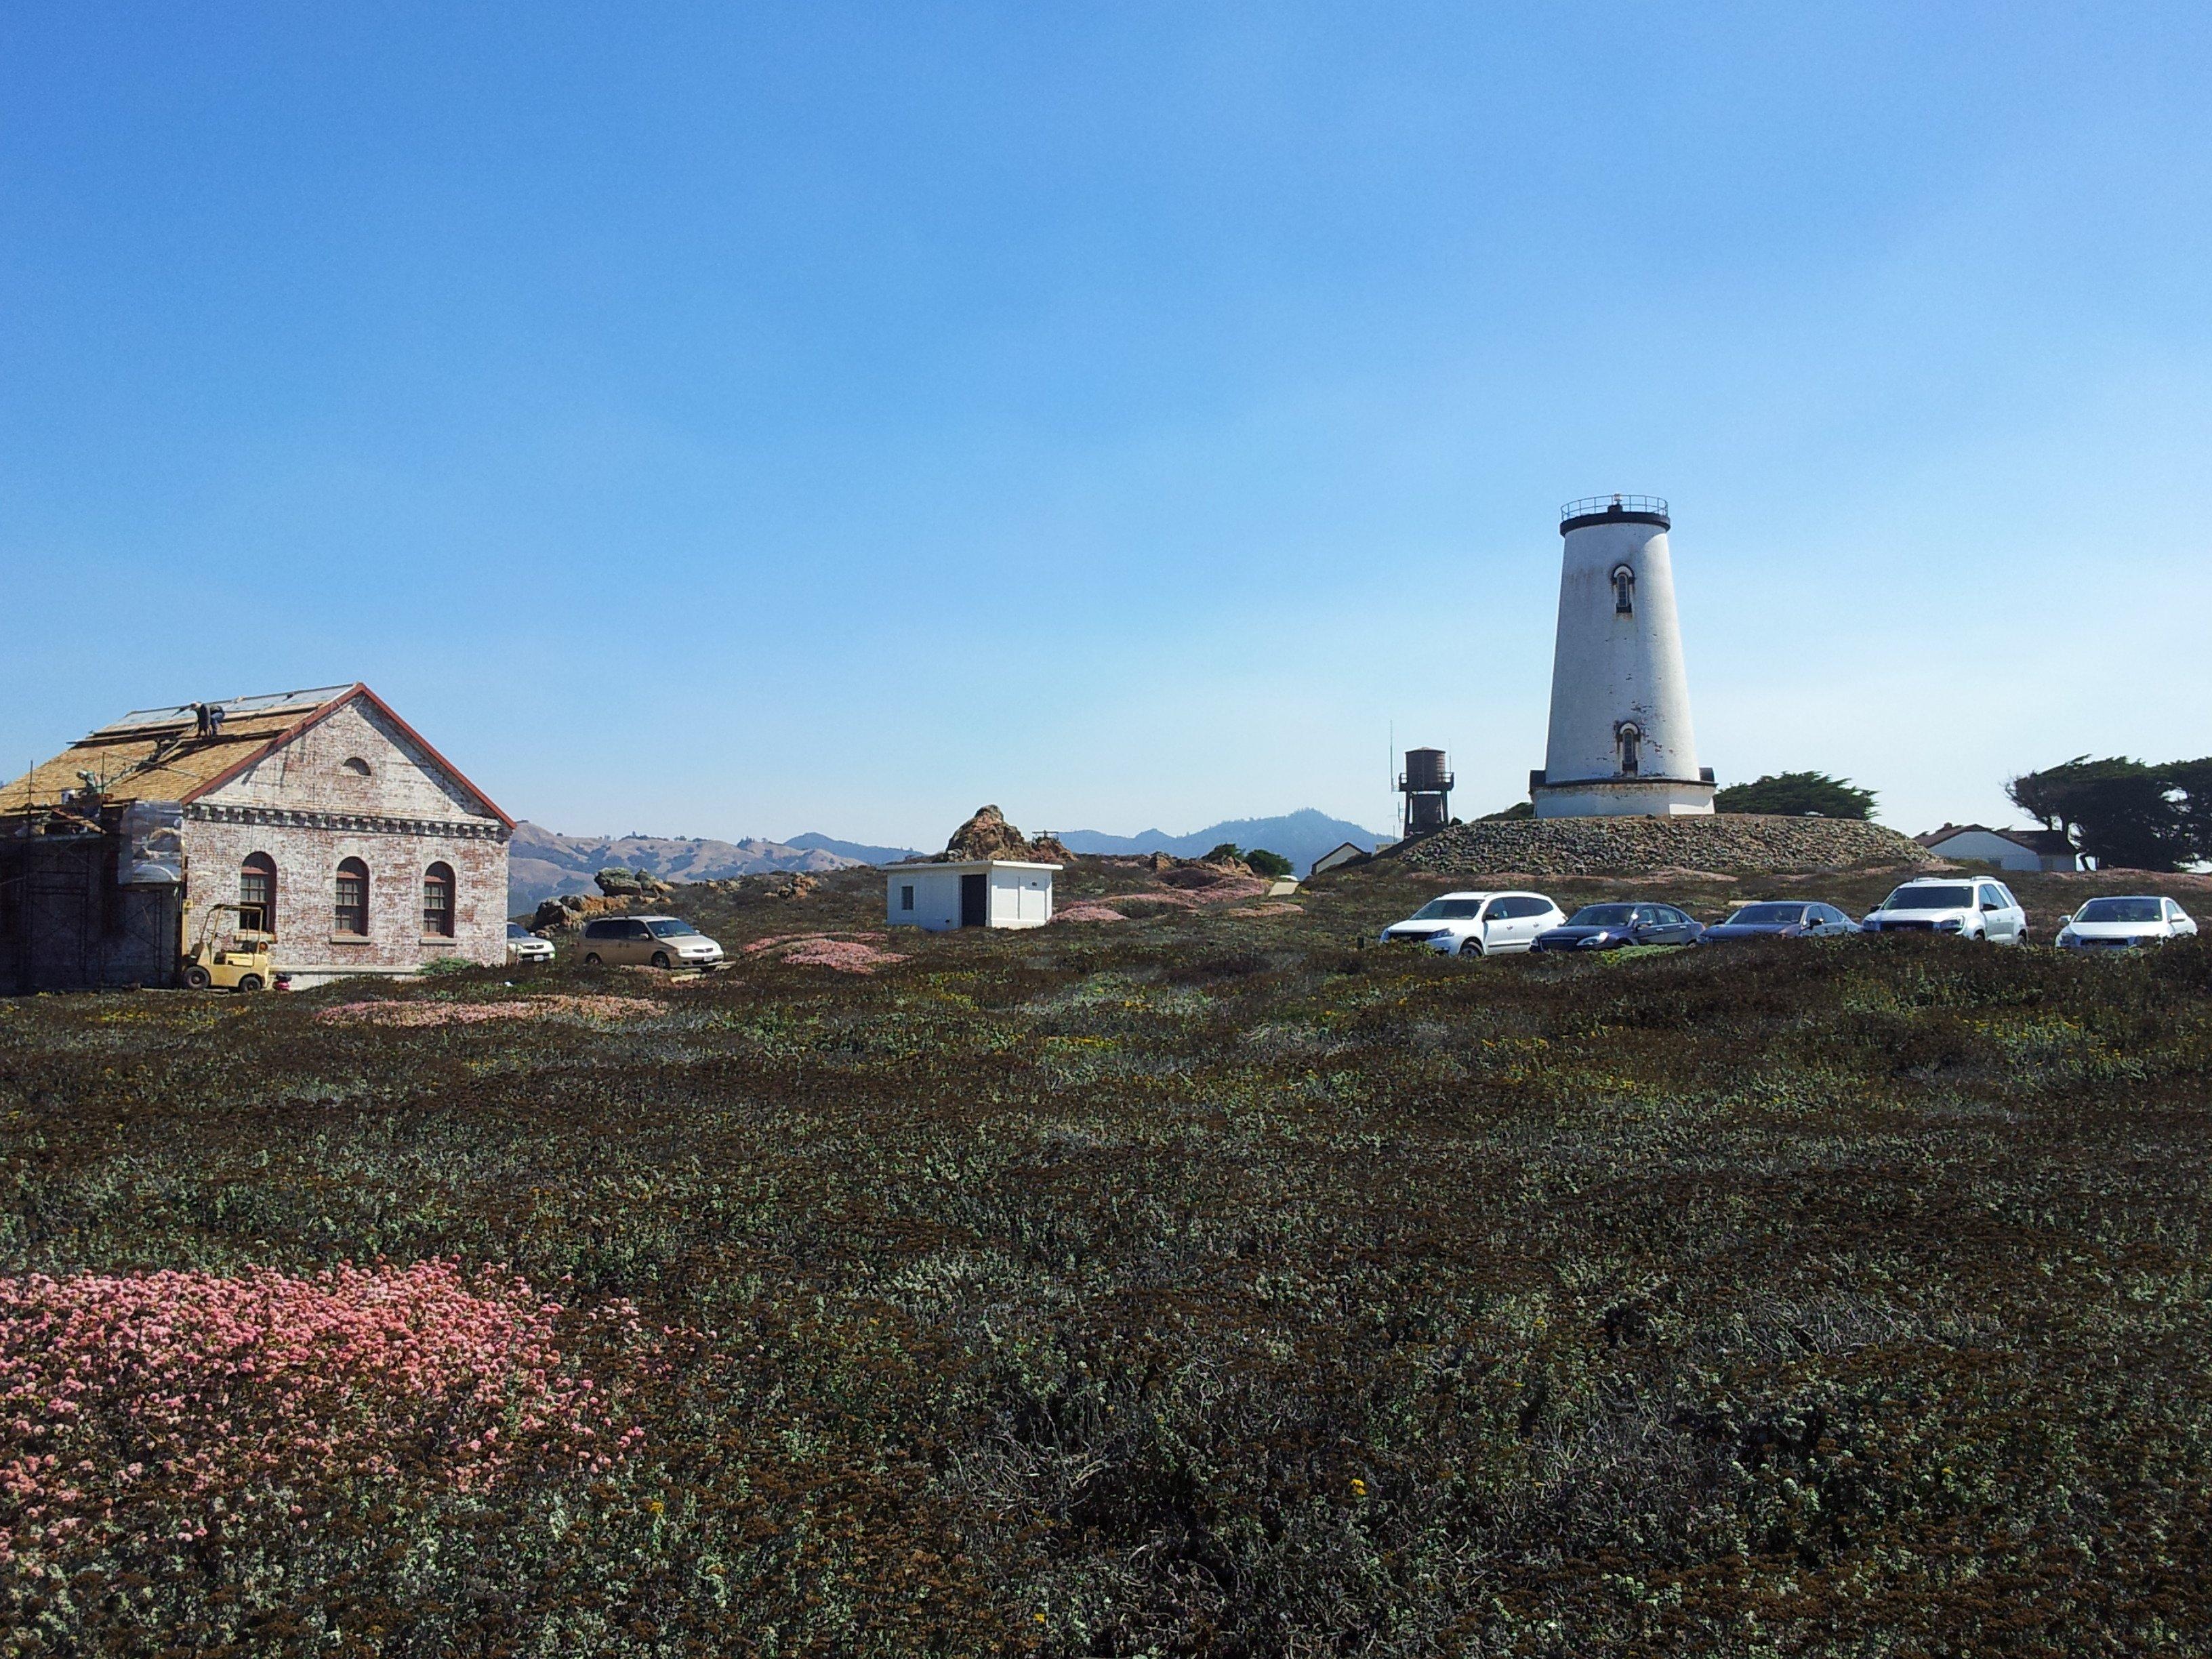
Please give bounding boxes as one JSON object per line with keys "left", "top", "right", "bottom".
{"left": 334, "top": 857, "right": 370, "bottom": 937}
{"left": 1611, "top": 564, "right": 1636, "bottom": 614}
{"left": 422, "top": 862, "right": 455, "bottom": 937}
{"left": 239, "top": 853, "right": 277, "bottom": 933}
{"left": 1616, "top": 722, "right": 1643, "bottom": 776}
{"left": 342, "top": 756, "right": 373, "bottom": 778}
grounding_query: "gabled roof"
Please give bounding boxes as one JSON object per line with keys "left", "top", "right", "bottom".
{"left": 0, "top": 684, "right": 514, "bottom": 829}
{"left": 1915, "top": 823, "right": 2074, "bottom": 856}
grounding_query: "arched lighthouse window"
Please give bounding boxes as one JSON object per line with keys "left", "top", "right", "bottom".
{"left": 1612, "top": 565, "right": 1636, "bottom": 614}
{"left": 1616, "top": 722, "right": 1643, "bottom": 776}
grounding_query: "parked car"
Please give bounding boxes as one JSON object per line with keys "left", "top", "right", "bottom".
{"left": 1700, "top": 901, "right": 1860, "bottom": 943}
{"left": 1378, "top": 891, "right": 1566, "bottom": 957}
{"left": 1861, "top": 878, "right": 2028, "bottom": 943}
{"left": 578, "top": 915, "right": 726, "bottom": 968}
{"left": 2054, "top": 895, "right": 2199, "bottom": 953}
{"left": 1532, "top": 902, "right": 1704, "bottom": 951}
{"left": 506, "top": 922, "right": 556, "bottom": 965}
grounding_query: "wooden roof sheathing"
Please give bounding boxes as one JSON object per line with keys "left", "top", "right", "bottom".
{"left": 0, "top": 684, "right": 514, "bottom": 830}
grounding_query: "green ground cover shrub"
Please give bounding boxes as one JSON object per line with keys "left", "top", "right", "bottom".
{"left": 2, "top": 859, "right": 2209, "bottom": 1654}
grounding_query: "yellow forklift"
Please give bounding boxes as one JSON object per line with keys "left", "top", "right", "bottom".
{"left": 180, "top": 900, "right": 276, "bottom": 992}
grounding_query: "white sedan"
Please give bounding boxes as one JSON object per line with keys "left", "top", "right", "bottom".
{"left": 1378, "top": 890, "right": 1566, "bottom": 958}
{"left": 506, "top": 923, "right": 556, "bottom": 964}
{"left": 2055, "top": 895, "right": 2198, "bottom": 954}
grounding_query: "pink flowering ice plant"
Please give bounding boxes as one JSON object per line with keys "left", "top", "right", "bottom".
{"left": 0, "top": 1260, "right": 655, "bottom": 1564}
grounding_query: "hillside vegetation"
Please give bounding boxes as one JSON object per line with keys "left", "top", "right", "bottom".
{"left": 508, "top": 821, "right": 865, "bottom": 912}
{"left": 2, "top": 859, "right": 2209, "bottom": 1656}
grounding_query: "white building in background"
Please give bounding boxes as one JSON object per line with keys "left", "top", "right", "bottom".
{"left": 1530, "top": 495, "right": 1717, "bottom": 819}
{"left": 1915, "top": 824, "right": 2079, "bottom": 872}
{"left": 884, "top": 859, "right": 1059, "bottom": 931}
{"left": 1309, "top": 841, "right": 1369, "bottom": 876}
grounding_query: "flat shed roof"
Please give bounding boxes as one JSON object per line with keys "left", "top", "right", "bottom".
{"left": 882, "top": 859, "right": 1063, "bottom": 874}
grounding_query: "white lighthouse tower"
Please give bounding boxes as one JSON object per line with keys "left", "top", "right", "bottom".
{"left": 1530, "top": 495, "right": 1716, "bottom": 819}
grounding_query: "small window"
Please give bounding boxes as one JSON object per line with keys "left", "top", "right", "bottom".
{"left": 1616, "top": 722, "right": 1643, "bottom": 776}
{"left": 239, "top": 853, "right": 276, "bottom": 933}
{"left": 334, "top": 857, "right": 370, "bottom": 936}
{"left": 583, "top": 919, "right": 613, "bottom": 939}
{"left": 422, "top": 862, "right": 455, "bottom": 937}
{"left": 1611, "top": 564, "right": 1636, "bottom": 614}
{"left": 342, "top": 756, "right": 373, "bottom": 778}
{"left": 900, "top": 884, "right": 915, "bottom": 912}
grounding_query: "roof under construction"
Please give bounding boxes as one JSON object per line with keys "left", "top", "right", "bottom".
{"left": 0, "top": 684, "right": 512, "bottom": 829}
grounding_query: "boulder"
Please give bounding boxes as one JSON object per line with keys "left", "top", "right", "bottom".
{"left": 529, "top": 892, "right": 630, "bottom": 933}
{"left": 939, "top": 805, "right": 1075, "bottom": 865}
{"left": 594, "top": 866, "right": 673, "bottom": 897}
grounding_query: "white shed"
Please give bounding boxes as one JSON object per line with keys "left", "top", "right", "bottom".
{"left": 884, "top": 859, "right": 1060, "bottom": 931}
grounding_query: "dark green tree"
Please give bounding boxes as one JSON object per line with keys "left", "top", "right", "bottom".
{"left": 1204, "top": 842, "right": 1243, "bottom": 864}
{"left": 1713, "top": 771, "right": 1876, "bottom": 819}
{"left": 1245, "top": 848, "right": 1294, "bottom": 878}
{"left": 2007, "top": 756, "right": 2199, "bottom": 871}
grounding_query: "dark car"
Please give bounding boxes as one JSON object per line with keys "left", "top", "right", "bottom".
{"left": 1699, "top": 901, "right": 1860, "bottom": 943}
{"left": 1532, "top": 902, "right": 1704, "bottom": 951}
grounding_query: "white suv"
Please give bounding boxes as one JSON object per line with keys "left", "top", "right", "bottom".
{"left": 1862, "top": 878, "right": 2028, "bottom": 943}
{"left": 1378, "top": 890, "right": 1566, "bottom": 958}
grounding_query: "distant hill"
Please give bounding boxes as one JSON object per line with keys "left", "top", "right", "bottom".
{"left": 784, "top": 832, "right": 925, "bottom": 865}
{"left": 1055, "top": 809, "right": 1389, "bottom": 876}
{"left": 508, "top": 821, "right": 864, "bottom": 914}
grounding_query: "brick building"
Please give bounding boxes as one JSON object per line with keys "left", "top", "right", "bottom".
{"left": 0, "top": 685, "right": 512, "bottom": 993}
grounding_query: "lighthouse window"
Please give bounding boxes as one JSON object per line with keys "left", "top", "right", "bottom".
{"left": 1616, "top": 723, "right": 1643, "bottom": 775}
{"left": 1611, "top": 565, "right": 1635, "bottom": 614}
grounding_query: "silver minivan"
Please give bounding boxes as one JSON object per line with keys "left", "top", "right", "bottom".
{"left": 577, "top": 915, "right": 726, "bottom": 968}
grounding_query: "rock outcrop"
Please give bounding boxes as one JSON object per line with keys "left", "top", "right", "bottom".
{"left": 529, "top": 893, "right": 629, "bottom": 933}
{"left": 939, "top": 806, "right": 1075, "bottom": 865}
{"left": 1389, "top": 814, "right": 1944, "bottom": 879}
{"left": 594, "top": 867, "right": 674, "bottom": 898}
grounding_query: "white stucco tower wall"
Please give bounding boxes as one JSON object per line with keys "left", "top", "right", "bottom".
{"left": 1531, "top": 495, "right": 1716, "bottom": 818}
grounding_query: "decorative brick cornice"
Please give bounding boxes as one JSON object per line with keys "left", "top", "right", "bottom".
{"left": 183, "top": 802, "right": 509, "bottom": 842}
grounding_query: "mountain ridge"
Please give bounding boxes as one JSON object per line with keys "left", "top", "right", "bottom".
{"left": 508, "top": 821, "right": 864, "bottom": 914}
{"left": 1053, "top": 808, "right": 1387, "bottom": 875}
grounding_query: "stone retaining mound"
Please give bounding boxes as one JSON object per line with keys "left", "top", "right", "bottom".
{"left": 1393, "top": 814, "right": 1942, "bottom": 878}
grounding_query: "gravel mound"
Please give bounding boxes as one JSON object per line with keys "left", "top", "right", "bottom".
{"left": 1394, "top": 814, "right": 1942, "bottom": 878}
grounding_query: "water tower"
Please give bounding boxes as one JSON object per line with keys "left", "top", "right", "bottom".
{"left": 1398, "top": 747, "right": 1454, "bottom": 837}
{"left": 1529, "top": 495, "right": 1715, "bottom": 818}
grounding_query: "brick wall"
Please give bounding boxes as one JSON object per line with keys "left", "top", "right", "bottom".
{"left": 185, "top": 694, "right": 510, "bottom": 977}
{"left": 183, "top": 817, "right": 506, "bottom": 975}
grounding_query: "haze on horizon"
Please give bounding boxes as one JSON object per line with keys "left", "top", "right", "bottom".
{"left": 5, "top": 3, "right": 2207, "bottom": 850}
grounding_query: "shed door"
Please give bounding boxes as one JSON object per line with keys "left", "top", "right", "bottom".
{"left": 960, "top": 873, "right": 987, "bottom": 927}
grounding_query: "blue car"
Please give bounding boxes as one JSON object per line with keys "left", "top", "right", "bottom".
{"left": 1532, "top": 902, "right": 1704, "bottom": 951}
{"left": 1699, "top": 901, "right": 1860, "bottom": 943}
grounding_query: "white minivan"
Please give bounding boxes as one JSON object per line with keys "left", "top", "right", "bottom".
{"left": 1378, "top": 890, "right": 1567, "bottom": 958}
{"left": 1862, "top": 878, "right": 2029, "bottom": 944}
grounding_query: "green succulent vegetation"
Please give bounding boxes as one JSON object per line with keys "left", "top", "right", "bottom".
{"left": 3, "top": 855, "right": 2210, "bottom": 1656}
{"left": 1713, "top": 771, "right": 1877, "bottom": 819}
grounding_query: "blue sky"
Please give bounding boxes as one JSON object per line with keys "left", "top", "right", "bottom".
{"left": 5, "top": 3, "right": 2208, "bottom": 846}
